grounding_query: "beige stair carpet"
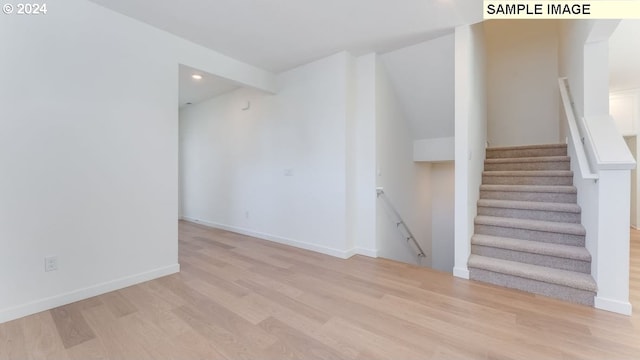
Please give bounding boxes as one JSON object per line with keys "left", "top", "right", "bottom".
{"left": 468, "top": 143, "right": 597, "bottom": 306}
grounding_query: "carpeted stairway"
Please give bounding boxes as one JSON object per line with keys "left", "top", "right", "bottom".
{"left": 468, "top": 143, "right": 597, "bottom": 306}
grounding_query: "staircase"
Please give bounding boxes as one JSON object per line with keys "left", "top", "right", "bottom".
{"left": 468, "top": 143, "right": 597, "bottom": 306}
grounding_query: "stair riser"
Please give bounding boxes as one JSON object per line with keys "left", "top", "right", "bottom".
{"left": 471, "top": 245, "right": 591, "bottom": 273}
{"left": 483, "top": 175, "right": 573, "bottom": 186}
{"left": 484, "top": 162, "right": 570, "bottom": 171}
{"left": 469, "top": 268, "right": 594, "bottom": 306}
{"left": 487, "top": 148, "right": 567, "bottom": 159}
{"left": 474, "top": 224, "right": 585, "bottom": 246}
{"left": 477, "top": 207, "right": 581, "bottom": 223}
{"left": 480, "top": 190, "right": 577, "bottom": 203}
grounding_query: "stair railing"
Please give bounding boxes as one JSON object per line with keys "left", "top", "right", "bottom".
{"left": 376, "top": 187, "right": 426, "bottom": 258}
{"left": 558, "top": 77, "right": 599, "bottom": 182}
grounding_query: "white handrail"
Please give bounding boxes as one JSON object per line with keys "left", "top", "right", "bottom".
{"left": 376, "top": 187, "right": 426, "bottom": 258}
{"left": 558, "top": 77, "right": 599, "bottom": 181}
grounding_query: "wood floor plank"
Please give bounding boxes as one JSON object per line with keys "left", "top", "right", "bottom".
{"left": 318, "top": 316, "right": 430, "bottom": 360}
{"left": 99, "top": 291, "right": 138, "bottom": 318}
{"left": 50, "top": 302, "right": 97, "bottom": 350}
{"left": 159, "top": 275, "right": 278, "bottom": 349}
{"left": 81, "top": 304, "right": 157, "bottom": 360}
{"left": 22, "top": 311, "right": 70, "bottom": 360}
{"left": 117, "top": 284, "right": 192, "bottom": 338}
{"left": 172, "top": 305, "right": 267, "bottom": 360}
{"left": 0, "top": 319, "right": 27, "bottom": 360}
{"left": 180, "top": 257, "right": 250, "bottom": 297}
{"left": 236, "top": 279, "right": 331, "bottom": 324}
{"left": 172, "top": 330, "right": 228, "bottom": 360}
{"left": 64, "top": 338, "right": 108, "bottom": 360}
{"left": 192, "top": 235, "right": 236, "bottom": 250}
{"left": 258, "top": 317, "right": 344, "bottom": 360}
{"left": 186, "top": 279, "right": 270, "bottom": 325}
{"left": 2, "top": 220, "right": 640, "bottom": 359}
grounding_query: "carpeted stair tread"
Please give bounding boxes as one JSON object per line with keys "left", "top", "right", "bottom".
{"left": 483, "top": 170, "right": 573, "bottom": 177}
{"left": 475, "top": 215, "right": 585, "bottom": 236}
{"left": 470, "top": 143, "right": 595, "bottom": 305}
{"left": 485, "top": 156, "right": 570, "bottom": 164}
{"left": 477, "top": 199, "right": 581, "bottom": 213}
{"left": 471, "top": 234, "right": 591, "bottom": 261}
{"left": 486, "top": 144, "right": 568, "bottom": 159}
{"left": 480, "top": 184, "right": 577, "bottom": 194}
{"left": 468, "top": 254, "right": 597, "bottom": 292}
{"left": 487, "top": 144, "right": 567, "bottom": 152}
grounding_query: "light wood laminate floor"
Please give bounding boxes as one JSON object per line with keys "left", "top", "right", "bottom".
{"left": 2, "top": 220, "right": 640, "bottom": 359}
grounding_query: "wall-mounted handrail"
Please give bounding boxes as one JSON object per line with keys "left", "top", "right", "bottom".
{"left": 558, "top": 77, "right": 599, "bottom": 181}
{"left": 376, "top": 187, "right": 426, "bottom": 258}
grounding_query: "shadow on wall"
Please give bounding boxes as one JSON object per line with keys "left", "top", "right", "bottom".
{"left": 431, "top": 162, "right": 455, "bottom": 273}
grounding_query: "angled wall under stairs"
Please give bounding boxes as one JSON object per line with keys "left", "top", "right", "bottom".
{"left": 468, "top": 143, "right": 597, "bottom": 306}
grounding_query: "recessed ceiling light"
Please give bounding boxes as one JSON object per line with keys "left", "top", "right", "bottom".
{"left": 192, "top": 74, "right": 203, "bottom": 80}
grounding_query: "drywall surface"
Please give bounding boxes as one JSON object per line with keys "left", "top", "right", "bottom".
{"left": 431, "top": 162, "right": 455, "bottom": 273}
{"left": 559, "top": 20, "right": 594, "bottom": 120}
{"left": 380, "top": 34, "right": 455, "bottom": 140}
{"left": 624, "top": 136, "right": 638, "bottom": 228}
{"left": 485, "top": 20, "right": 560, "bottom": 147}
{"left": 375, "top": 61, "right": 432, "bottom": 267}
{"left": 180, "top": 52, "right": 353, "bottom": 257}
{"left": 414, "top": 137, "right": 455, "bottom": 162}
{"left": 454, "top": 23, "right": 487, "bottom": 279}
{"left": 609, "top": 20, "right": 640, "bottom": 92}
{"left": 0, "top": 0, "right": 275, "bottom": 323}
{"left": 610, "top": 89, "right": 640, "bottom": 136}
{"left": 353, "top": 54, "right": 378, "bottom": 256}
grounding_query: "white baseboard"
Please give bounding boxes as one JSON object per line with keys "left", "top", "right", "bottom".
{"left": 631, "top": 225, "right": 639, "bottom": 230}
{"left": 453, "top": 266, "right": 470, "bottom": 279}
{"left": 595, "top": 296, "right": 633, "bottom": 316}
{"left": 0, "top": 263, "right": 179, "bottom": 324}
{"left": 354, "top": 247, "right": 378, "bottom": 258}
{"left": 183, "top": 217, "right": 362, "bottom": 259}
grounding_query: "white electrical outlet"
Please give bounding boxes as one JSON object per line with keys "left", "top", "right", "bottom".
{"left": 45, "top": 256, "right": 58, "bottom": 272}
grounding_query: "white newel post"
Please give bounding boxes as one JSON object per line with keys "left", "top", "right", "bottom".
{"left": 594, "top": 170, "right": 633, "bottom": 315}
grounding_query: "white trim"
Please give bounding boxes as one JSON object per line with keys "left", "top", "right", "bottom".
{"left": 354, "top": 247, "right": 378, "bottom": 258}
{"left": 183, "top": 217, "right": 359, "bottom": 259}
{"left": 632, "top": 225, "right": 639, "bottom": 230}
{"left": 595, "top": 296, "right": 633, "bottom": 315}
{"left": 453, "top": 266, "right": 470, "bottom": 279}
{"left": 0, "top": 263, "right": 179, "bottom": 324}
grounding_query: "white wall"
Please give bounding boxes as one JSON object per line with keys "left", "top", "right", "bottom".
{"left": 431, "top": 162, "right": 455, "bottom": 273}
{"left": 559, "top": 20, "right": 600, "bottom": 120}
{"left": 610, "top": 89, "right": 640, "bottom": 136}
{"left": 180, "top": 52, "right": 355, "bottom": 257}
{"left": 414, "top": 137, "right": 455, "bottom": 162}
{"left": 624, "top": 136, "right": 638, "bottom": 228}
{"left": 180, "top": 50, "right": 439, "bottom": 267}
{"left": 485, "top": 20, "right": 560, "bottom": 147}
{"left": 609, "top": 20, "right": 640, "bottom": 92}
{"left": 454, "top": 23, "right": 487, "bottom": 279}
{"left": 375, "top": 60, "right": 432, "bottom": 266}
{"left": 0, "top": 0, "right": 276, "bottom": 324}
{"left": 353, "top": 54, "right": 378, "bottom": 256}
{"left": 380, "top": 34, "right": 455, "bottom": 140}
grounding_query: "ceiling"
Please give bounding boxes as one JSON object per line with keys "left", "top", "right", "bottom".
{"left": 609, "top": 20, "right": 640, "bottom": 92}
{"left": 178, "top": 64, "right": 240, "bottom": 108}
{"left": 88, "top": 0, "right": 482, "bottom": 73}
